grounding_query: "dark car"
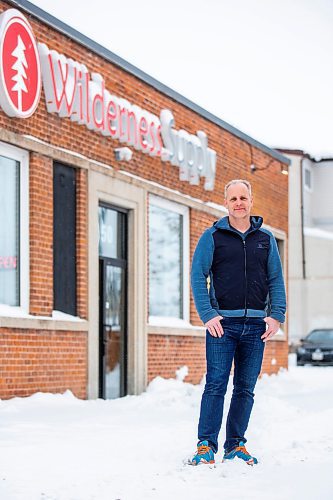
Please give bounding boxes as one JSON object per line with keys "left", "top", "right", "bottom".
{"left": 296, "top": 329, "right": 333, "bottom": 366}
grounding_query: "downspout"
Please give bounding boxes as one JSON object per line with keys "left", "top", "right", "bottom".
{"left": 300, "top": 158, "right": 306, "bottom": 279}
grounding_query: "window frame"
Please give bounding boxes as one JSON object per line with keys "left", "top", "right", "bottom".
{"left": 0, "top": 141, "right": 29, "bottom": 314}
{"left": 148, "top": 194, "right": 190, "bottom": 326}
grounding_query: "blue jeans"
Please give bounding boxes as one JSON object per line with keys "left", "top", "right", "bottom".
{"left": 198, "top": 317, "right": 266, "bottom": 453}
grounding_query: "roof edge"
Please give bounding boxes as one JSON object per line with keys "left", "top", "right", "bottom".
{"left": 277, "top": 148, "right": 333, "bottom": 164}
{"left": 8, "top": 0, "right": 290, "bottom": 165}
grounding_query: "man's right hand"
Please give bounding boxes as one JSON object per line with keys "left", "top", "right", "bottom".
{"left": 204, "top": 315, "right": 224, "bottom": 337}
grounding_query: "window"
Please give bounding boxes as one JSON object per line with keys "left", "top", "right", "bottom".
{"left": 99, "top": 205, "right": 126, "bottom": 260}
{"left": 148, "top": 195, "right": 189, "bottom": 323}
{"left": 304, "top": 167, "right": 312, "bottom": 191}
{"left": 0, "top": 142, "right": 29, "bottom": 312}
{"left": 53, "top": 163, "right": 76, "bottom": 316}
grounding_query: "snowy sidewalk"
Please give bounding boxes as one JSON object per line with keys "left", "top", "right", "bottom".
{"left": 1, "top": 356, "right": 333, "bottom": 500}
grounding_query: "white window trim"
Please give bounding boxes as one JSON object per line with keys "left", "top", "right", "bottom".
{"left": 0, "top": 142, "right": 29, "bottom": 314}
{"left": 148, "top": 194, "right": 189, "bottom": 325}
{"left": 303, "top": 165, "right": 313, "bottom": 192}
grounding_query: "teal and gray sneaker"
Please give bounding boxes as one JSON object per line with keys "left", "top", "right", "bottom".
{"left": 190, "top": 440, "right": 215, "bottom": 465}
{"left": 223, "top": 441, "right": 258, "bottom": 465}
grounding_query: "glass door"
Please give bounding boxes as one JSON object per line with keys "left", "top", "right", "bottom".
{"left": 98, "top": 205, "right": 127, "bottom": 399}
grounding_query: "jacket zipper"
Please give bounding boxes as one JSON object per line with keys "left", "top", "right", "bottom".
{"left": 243, "top": 239, "right": 247, "bottom": 314}
{"left": 221, "top": 225, "right": 253, "bottom": 314}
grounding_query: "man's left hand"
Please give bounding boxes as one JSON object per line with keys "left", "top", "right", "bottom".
{"left": 261, "top": 317, "right": 280, "bottom": 342}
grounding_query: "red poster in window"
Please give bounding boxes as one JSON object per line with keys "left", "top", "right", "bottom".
{"left": 0, "top": 9, "right": 41, "bottom": 118}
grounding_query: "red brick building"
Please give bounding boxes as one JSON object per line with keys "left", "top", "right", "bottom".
{"left": 0, "top": 0, "right": 289, "bottom": 400}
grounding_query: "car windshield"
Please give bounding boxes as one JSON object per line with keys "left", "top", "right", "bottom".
{"left": 306, "top": 330, "right": 333, "bottom": 343}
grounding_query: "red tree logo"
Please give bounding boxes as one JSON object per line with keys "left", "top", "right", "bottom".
{"left": 0, "top": 9, "right": 41, "bottom": 118}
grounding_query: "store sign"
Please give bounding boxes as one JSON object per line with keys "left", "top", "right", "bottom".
{"left": 0, "top": 9, "right": 41, "bottom": 117}
{"left": 160, "top": 110, "right": 216, "bottom": 189}
{"left": 0, "top": 9, "right": 216, "bottom": 190}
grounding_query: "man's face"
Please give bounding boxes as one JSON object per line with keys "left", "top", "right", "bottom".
{"left": 224, "top": 183, "right": 253, "bottom": 220}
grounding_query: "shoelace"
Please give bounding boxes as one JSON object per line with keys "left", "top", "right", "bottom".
{"left": 197, "top": 445, "right": 211, "bottom": 455}
{"left": 235, "top": 445, "right": 251, "bottom": 457}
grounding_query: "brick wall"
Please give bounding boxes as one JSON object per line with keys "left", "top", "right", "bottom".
{"left": 262, "top": 338, "right": 289, "bottom": 374}
{"left": 148, "top": 334, "right": 288, "bottom": 385}
{"left": 148, "top": 334, "right": 206, "bottom": 384}
{"left": 0, "top": 329, "right": 87, "bottom": 399}
{"left": 29, "top": 152, "right": 53, "bottom": 316}
{"left": 76, "top": 168, "right": 88, "bottom": 319}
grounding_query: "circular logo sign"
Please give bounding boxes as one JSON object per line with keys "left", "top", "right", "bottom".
{"left": 0, "top": 9, "right": 41, "bottom": 118}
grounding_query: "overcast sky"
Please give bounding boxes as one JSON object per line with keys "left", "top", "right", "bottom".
{"left": 30, "top": 0, "right": 333, "bottom": 157}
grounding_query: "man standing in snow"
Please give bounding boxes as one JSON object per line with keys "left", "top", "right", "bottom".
{"left": 190, "top": 179, "right": 286, "bottom": 465}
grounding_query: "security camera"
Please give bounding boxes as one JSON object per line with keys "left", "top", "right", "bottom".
{"left": 114, "top": 147, "right": 133, "bottom": 162}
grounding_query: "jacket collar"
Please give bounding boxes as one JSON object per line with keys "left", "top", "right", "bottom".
{"left": 213, "top": 215, "right": 263, "bottom": 231}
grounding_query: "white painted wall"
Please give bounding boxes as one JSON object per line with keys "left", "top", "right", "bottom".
{"left": 288, "top": 153, "right": 307, "bottom": 342}
{"left": 288, "top": 154, "right": 303, "bottom": 280}
{"left": 312, "top": 161, "right": 333, "bottom": 230}
{"left": 287, "top": 153, "right": 333, "bottom": 344}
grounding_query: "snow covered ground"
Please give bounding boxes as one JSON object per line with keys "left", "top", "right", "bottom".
{"left": 1, "top": 355, "right": 333, "bottom": 500}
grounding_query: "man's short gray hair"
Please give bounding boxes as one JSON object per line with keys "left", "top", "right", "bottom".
{"left": 224, "top": 179, "right": 252, "bottom": 199}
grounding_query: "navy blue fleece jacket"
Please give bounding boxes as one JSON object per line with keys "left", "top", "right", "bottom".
{"left": 191, "top": 216, "right": 286, "bottom": 324}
